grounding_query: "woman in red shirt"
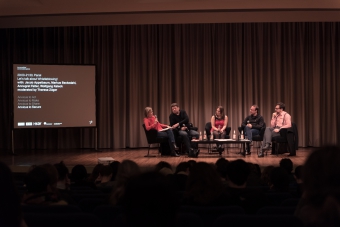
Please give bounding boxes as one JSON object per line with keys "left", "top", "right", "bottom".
{"left": 211, "top": 106, "right": 228, "bottom": 139}
{"left": 143, "top": 107, "right": 179, "bottom": 157}
{"left": 211, "top": 106, "right": 229, "bottom": 152}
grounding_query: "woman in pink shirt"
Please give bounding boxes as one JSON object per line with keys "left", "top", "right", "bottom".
{"left": 143, "top": 107, "right": 179, "bottom": 157}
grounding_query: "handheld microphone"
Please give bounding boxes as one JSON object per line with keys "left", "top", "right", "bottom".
{"left": 183, "top": 124, "right": 189, "bottom": 132}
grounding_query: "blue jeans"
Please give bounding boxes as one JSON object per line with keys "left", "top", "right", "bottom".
{"left": 178, "top": 130, "right": 199, "bottom": 151}
{"left": 157, "top": 129, "right": 175, "bottom": 150}
{"left": 244, "top": 126, "right": 259, "bottom": 142}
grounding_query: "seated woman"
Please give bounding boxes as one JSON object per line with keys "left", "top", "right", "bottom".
{"left": 143, "top": 107, "right": 179, "bottom": 157}
{"left": 211, "top": 106, "right": 228, "bottom": 151}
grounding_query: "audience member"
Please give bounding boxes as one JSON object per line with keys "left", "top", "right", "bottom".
{"left": 215, "top": 157, "right": 229, "bottom": 185}
{"left": 171, "top": 161, "right": 190, "bottom": 192}
{"left": 183, "top": 162, "right": 230, "bottom": 206}
{"left": 154, "top": 161, "right": 173, "bottom": 175}
{"left": 110, "top": 160, "right": 141, "bottom": 206}
{"left": 70, "top": 164, "right": 96, "bottom": 189}
{"left": 268, "top": 167, "right": 290, "bottom": 192}
{"left": 0, "top": 162, "right": 27, "bottom": 227}
{"left": 87, "top": 163, "right": 104, "bottom": 185}
{"left": 124, "top": 172, "right": 179, "bottom": 227}
{"left": 96, "top": 165, "right": 115, "bottom": 193}
{"left": 295, "top": 146, "right": 340, "bottom": 226}
{"left": 40, "top": 163, "right": 59, "bottom": 191}
{"left": 294, "top": 165, "right": 304, "bottom": 198}
{"left": 54, "top": 161, "right": 70, "bottom": 190}
{"left": 109, "top": 161, "right": 121, "bottom": 181}
{"left": 226, "top": 159, "right": 271, "bottom": 214}
{"left": 279, "top": 158, "right": 297, "bottom": 188}
{"left": 261, "top": 165, "right": 275, "bottom": 188}
{"left": 246, "top": 163, "right": 266, "bottom": 187}
{"left": 22, "top": 165, "right": 67, "bottom": 205}
{"left": 54, "top": 161, "right": 76, "bottom": 204}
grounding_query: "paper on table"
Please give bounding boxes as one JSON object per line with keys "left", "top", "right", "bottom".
{"left": 214, "top": 139, "right": 234, "bottom": 141}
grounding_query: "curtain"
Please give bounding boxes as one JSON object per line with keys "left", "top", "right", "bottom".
{"left": 1, "top": 22, "right": 339, "bottom": 150}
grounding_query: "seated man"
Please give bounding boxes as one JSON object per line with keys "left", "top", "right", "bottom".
{"left": 240, "top": 104, "right": 265, "bottom": 155}
{"left": 169, "top": 103, "right": 199, "bottom": 157}
{"left": 258, "top": 102, "right": 291, "bottom": 157}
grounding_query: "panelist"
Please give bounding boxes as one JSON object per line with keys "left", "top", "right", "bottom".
{"left": 169, "top": 103, "right": 199, "bottom": 157}
{"left": 143, "top": 107, "right": 179, "bottom": 157}
{"left": 211, "top": 106, "right": 228, "bottom": 152}
{"left": 240, "top": 104, "right": 265, "bottom": 155}
{"left": 258, "top": 102, "right": 291, "bottom": 157}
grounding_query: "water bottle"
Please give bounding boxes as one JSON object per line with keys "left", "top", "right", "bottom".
{"left": 199, "top": 131, "right": 202, "bottom": 141}
{"left": 210, "top": 133, "right": 214, "bottom": 141}
{"left": 232, "top": 130, "right": 236, "bottom": 140}
{"left": 241, "top": 130, "right": 244, "bottom": 140}
{"left": 203, "top": 131, "right": 207, "bottom": 140}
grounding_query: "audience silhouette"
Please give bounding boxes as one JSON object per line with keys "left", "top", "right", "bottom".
{"left": 9, "top": 145, "right": 340, "bottom": 226}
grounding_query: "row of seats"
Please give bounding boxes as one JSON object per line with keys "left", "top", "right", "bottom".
{"left": 22, "top": 204, "right": 302, "bottom": 227}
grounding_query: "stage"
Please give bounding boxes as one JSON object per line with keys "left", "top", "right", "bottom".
{"left": 1, "top": 146, "right": 314, "bottom": 173}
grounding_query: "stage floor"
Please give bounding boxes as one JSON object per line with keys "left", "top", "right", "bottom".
{"left": 1, "top": 146, "right": 314, "bottom": 173}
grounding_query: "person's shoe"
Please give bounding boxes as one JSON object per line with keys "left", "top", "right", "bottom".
{"left": 262, "top": 143, "right": 271, "bottom": 150}
{"left": 173, "top": 143, "right": 179, "bottom": 150}
{"left": 246, "top": 151, "right": 251, "bottom": 155}
{"left": 188, "top": 148, "right": 196, "bottom": 158}
{"left": 258, "top": 149, "right": 264, "bottom": 157}
{"left": 170, "top": 151, "right": 180, "bottom": 157}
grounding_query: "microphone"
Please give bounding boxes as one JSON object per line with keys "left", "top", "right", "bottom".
{"left": 183, "top": 124, "right": 189, "bottom": 132}
{"left": 154, "top": 115, "right": 158, "bottom": 122}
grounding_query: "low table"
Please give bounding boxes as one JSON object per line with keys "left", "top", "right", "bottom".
{"left": 192, "top": 139, "right": 251, "bottom": 156}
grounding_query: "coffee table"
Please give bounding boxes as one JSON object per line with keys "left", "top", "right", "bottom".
{"left": 192, "top": 139, "right": 251, "bottom": 156}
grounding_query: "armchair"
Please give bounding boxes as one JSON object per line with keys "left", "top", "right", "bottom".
{"left": 142, "top": 124, "right": 168, "bottom": 157}
{"left": 205, "top": 122, "right": 231, "bottom": 139}
{"left": 271, "top": 122, "right": 298, "bottom": 156}
{"left": 238, "top": 122, "right": 266, "bottom": 155}
{"left": 205, "top": 122, "right": 231, "bottom": 155}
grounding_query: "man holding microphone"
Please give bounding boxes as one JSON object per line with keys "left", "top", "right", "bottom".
{"left": 258, "top": 102, "right": 291, "bottom": 157}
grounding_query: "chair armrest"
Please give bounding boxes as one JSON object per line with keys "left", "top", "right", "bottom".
{"left": 279, "top": 128, "right": 289, "bottom": 137}
{"left": 225, "top": 127, "right": 231, "bottom": 135}
{"left": 188, "top": 123, "right": 198, "bottom": 131}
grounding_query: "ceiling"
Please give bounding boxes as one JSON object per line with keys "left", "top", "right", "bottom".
{"left": 1, "top": 0, "right": 340, "bottom": 28}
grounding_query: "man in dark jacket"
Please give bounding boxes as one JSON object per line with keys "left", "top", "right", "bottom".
{"left": 240, "top": 104, "right": 265, "bottom": 155}
{"left": 169, "top": 103, "right": 199, "bottom": 157}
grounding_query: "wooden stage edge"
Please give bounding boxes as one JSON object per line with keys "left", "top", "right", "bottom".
{"left": 1, "top": 146, "right": 315, "bottom": 173}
